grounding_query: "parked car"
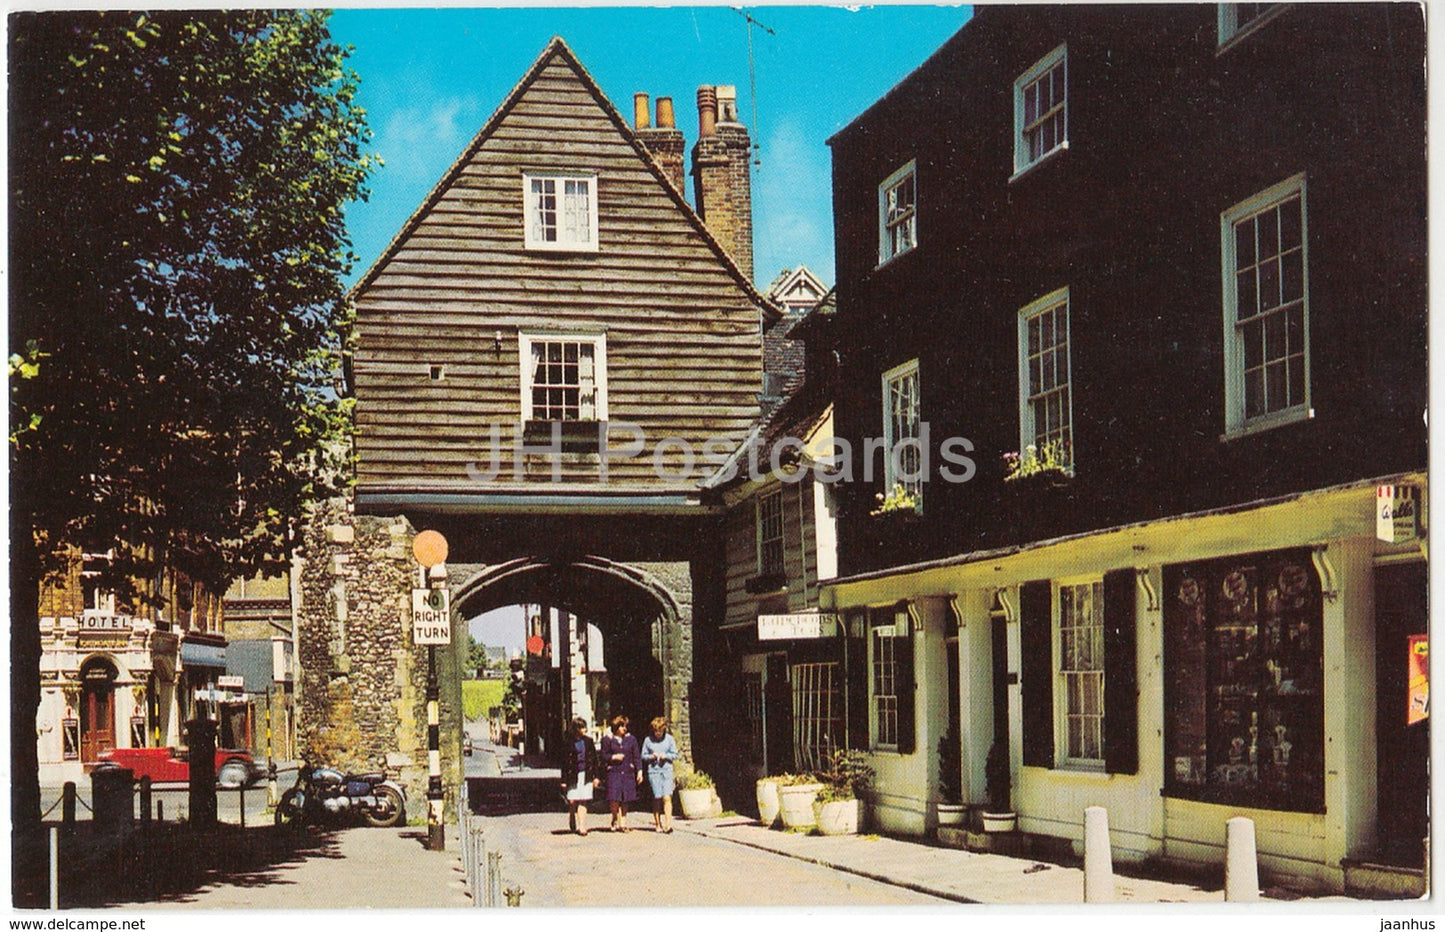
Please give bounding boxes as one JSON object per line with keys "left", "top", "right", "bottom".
{"left": 99, "top": 747, "right": 265, "bottom": 788}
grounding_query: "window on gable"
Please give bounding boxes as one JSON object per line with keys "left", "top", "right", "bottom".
{"left": 877, "top": 160, "right": 917, "bottom": 265}
{"left": 1058, "top": 580, "right": 1105, "bottom": 765}
{"left": 1221, "top": 175, "right": 1310, "bottom": 437}
{"left": 1218, "top": 4, "right": 1283, "bottom": 47}
{"left": 756, "top": 490, "right": 785, "bottom": 578}
{"left": 881, "top": 359, "right": 922, "bottom": 510}
{"left": 1014, "top": 45, "right": 1068, "bottom": 177}
{"left": 1017, "top": 288, "right": 1073, "bottom": 472}
{"left": 519, "top": 333, "right": 607, "bottom": 423}
{"left": 523, "top": 173, "right": 598, "bottom": 251}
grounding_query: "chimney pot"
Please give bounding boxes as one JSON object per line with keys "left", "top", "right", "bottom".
{"left": 697, "top": 85, "right": 717, "bottom": 138}
{"left": 633, "top": 92, "right": 651, "bottom": 130}
{"left": 716, "top": 85, "right": 739, "bottom": 124}
{"left": 656, "top": 96, "right": 676, "bottom": 130}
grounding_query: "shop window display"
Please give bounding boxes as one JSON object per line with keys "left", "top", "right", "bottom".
{"left": 1163, "top": 549, "right": 1323, "bottom": 812}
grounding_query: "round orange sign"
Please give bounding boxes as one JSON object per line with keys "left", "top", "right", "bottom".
{"left": 412, "top": 529, "right": 449, "bottom": 567}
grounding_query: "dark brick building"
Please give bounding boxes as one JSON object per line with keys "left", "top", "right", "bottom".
{"left": 820, "top": 4, "right": 1425, "bottom": 895}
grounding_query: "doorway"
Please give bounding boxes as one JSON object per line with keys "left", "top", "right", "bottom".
{"left": 79, "top": 658, "right": 118, "bottom": 764}
{"left": 1374, "top": 560, "right": 1429, "bottom": 867}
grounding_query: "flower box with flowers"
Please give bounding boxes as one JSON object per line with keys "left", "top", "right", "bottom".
{"left": 1002, "top": 440, "right": 1072, "bottom": 488}
{"left": 871, "top": 483, "right": 921, "bottom": 519}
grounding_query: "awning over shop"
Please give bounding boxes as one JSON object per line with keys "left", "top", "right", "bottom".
{"left": 180, "top": 639, "right": 226, "bottom": 669}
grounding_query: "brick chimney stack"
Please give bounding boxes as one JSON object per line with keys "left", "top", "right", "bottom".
{"left": 635, "top": 92, "right": 686, "bottom": 195}
{"left": 691, "top": 84, "right": 753, "bottom": 283}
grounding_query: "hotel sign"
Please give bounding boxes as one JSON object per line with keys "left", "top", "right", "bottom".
{"left": 79, "top": 613, "right": 133, "bottom": 634}
{"left": 758, "top": 611, "right": 840, "bottom": 641}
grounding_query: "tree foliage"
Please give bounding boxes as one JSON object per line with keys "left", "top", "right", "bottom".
{"left": 9, "top": 13, "right": 373, "bottom": 900}
{"left": 10, "top": 10, "right": 374, "bottom": 594}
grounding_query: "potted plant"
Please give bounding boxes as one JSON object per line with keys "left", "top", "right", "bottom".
{"left": 936, "top": 726, "right": 967, "bottom": 828}
{"left": 980, "top": 740, "right": 1017, "bottom": 833}
{"left": 776, "top": 771, "right": 825, "bottom": 830}
{"left": 1002, "top": 439, "right": 1071, "bottom": 486}
{"left": 675, "top": 767, "right": 716, "bottom": 820}
{"left": 870, "top": 482, "right": 921, "bottom": 517}
{"left": 756, "top": 774, "right": 785, "bottom": 827}
{"left": 812, "top": 748, "right": 875, "bottom": 836}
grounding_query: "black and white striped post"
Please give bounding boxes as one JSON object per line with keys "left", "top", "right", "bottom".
{"left": 413, "top": 530, "right": 450, "bottom": 852}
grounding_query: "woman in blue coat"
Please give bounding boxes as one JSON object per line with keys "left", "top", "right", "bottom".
{"left": 600, "top": 715, "right": 642, "bottom": 832}
{"left": 641, "top": 717, "right": 679, "bottom": 833}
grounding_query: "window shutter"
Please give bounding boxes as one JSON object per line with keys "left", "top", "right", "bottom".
{"left": 1103, "top": 568, "right": 1140, "bottom": 775}
{"left": 845, "top": 616, "right": 868, "bottom": 750}
{"left": 896, "top": 615, "right": 917, "bottom": 755}
{"left": 1020, "top": 580, "right": 1054, "bottom": 768}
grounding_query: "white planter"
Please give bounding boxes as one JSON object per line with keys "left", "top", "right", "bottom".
{"left": 981, "top": 811, "right": 1017, "bottom": 833}
{"left": 937, "top": 802, "right": 968, "bottom": 827}
{"left": 678, "top": 787, "right": 715, "bottom": 820}
{"left": 777, "top": 782, "right": 822, "bottom": 830}
{"left": 756, "top": 779, "right": 781, "bottom": 827}
{"left": 813, "top": 797, "right": 859, "bottom": 836}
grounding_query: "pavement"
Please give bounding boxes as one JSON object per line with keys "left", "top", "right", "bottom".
{"left": 672, "top": 815, "right": 1222, "bottom": 904}
{"left": 25, "top": 734, "right": 1357, "bottom": 910}
{"left": 145, "top": 824, "right": 472, "bottom": 910}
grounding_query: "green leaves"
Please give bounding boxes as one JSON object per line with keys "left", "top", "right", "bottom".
{"left": 11, "top": 10, "right": 374, "bottom": 591}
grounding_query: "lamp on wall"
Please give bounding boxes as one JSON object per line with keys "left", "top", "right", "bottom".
{"left": 1310, "top": 545, "right": 1339, "bottom": 602}
{"left": 494, "top": 330, "right": 504, "bottom": 354}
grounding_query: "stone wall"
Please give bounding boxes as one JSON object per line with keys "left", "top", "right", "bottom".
{"left": 294, "top": 498, "right": 463, "bottom": 819}
{"left": 633, "top": 561, "right": 693, "bottom": 761}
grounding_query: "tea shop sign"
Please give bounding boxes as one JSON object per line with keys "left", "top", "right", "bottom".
{"left": 758, "top": 611, "right": 840, "bottom": 641}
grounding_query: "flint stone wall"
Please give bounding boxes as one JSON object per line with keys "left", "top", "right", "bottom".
{"left": 295, "top": 498, "right": 462, "bottom": 819}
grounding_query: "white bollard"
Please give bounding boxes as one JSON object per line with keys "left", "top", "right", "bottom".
{"left": 1225, "top": 816, "right": 1261, "bottom": 901}
{"left": 1083, "top": 805, "right": 1116, "bottom": 902}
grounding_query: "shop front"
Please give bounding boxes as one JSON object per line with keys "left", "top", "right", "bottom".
{"left": 821, "top": 473, "right": 1427, "bottom": 894}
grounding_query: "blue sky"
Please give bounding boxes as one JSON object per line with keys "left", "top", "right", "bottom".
{"left": 329, "top": 5, "right": 973, "bottom": 291}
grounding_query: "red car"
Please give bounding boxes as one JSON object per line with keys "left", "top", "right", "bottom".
{"left": 99, "top": 747, "right": 264, "bottom": 788}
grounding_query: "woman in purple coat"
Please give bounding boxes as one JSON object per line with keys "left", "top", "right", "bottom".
{"left": 600, "top": 715, "right": 642, "bottom": 831}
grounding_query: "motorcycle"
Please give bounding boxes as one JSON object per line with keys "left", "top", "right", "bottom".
{"left": 275, "top": 761, "right": 407, "bottom": 829}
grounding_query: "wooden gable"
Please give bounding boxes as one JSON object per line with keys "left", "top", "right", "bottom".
{"left": 353, "top": 38, "right": 767, "bottom": 499}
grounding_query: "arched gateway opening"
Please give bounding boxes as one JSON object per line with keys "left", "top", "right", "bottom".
{"left": 453, "top": 556, "right": 692, "bottom": 759}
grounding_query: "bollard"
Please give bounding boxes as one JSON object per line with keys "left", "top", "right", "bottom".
{"left": 157, "top": 799, "right": 164, "bottom": 822}
{"left": 61, "top": 782, "right": 77, "bottom": 833}
{"left": 185, "top": 719, "right": 218, "bottom": 831}
{"left": 1225, "top": 816, "right": 1261, "bottom": 901}
{"left": 1083, "top": 805, "right": 1116, "bottom": 903}
{"left": 49, "top": 826, "right": 59, "bottom": 910}
{"left": 487, "top": 850, "right": 502, "bottom": 907}
{"left": 139, "top": 777, "right": 152, "bottom": 829}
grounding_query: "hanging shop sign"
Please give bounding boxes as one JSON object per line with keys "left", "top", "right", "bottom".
{"left": 217, "top": 675, "right": 245, "bottom": 690}
{"left": 1376, "top": 484, "right": 1420, "bottom": 544}
{"left": 758, "top": 611, "right": 840, "bottom": 641}
{"left": 411, "top": 588, "right": 452, "bottom": 646}
{"left": 1408, "top": 634, "right": 1429, "bottom": 726}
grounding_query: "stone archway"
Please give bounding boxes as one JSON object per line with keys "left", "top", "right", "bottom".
{"left": 453, "top": 556, "right": 694, "bottom": 756}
